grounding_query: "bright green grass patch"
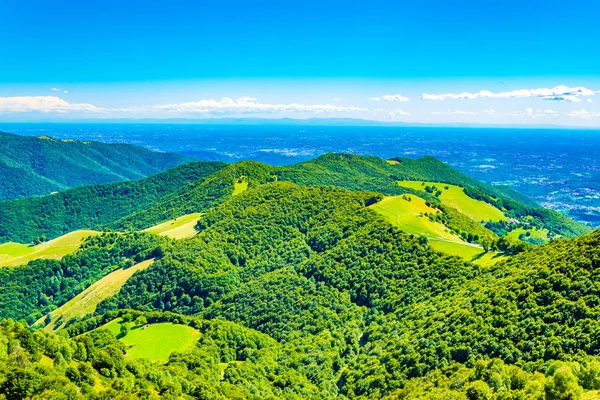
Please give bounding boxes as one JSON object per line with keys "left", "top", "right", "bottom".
{"left": 0, "top": 230, "right": 100, "bottom": 267}
{"left": 430, "top": 239, "right": 508, "bottom": 267}
{"left": 233, "top": 177, "right": 249, "bottom": 196}
{"left": 507, "top": 227, "right": 549, "bottom": 242}
{"left": 397, "top": 181, "right": 506, "bottom": 223}
{"left": 36, "top": 259, "right": 155, "bottom": 331}
{"left": 102, "top": 318, "right": 124, "bottom": 337}
{"left": 103, "top": 320, "right": 200, "bottom": 363}
{"left": 370, "top": 195, "right": 463, "bottom": 241}
{"left": 386, "top": 159, "right": 400, "bottom": 165}
{"left": 144, "top": 213, "right": 201, "bottom": 239}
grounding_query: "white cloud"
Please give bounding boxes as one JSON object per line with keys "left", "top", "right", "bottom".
{"left": 139, "top": 97, "right": 368, "bottom": 115}
{"left": 588, "top": 98, "right": 594, "bottom": 103}
{"left": 369, "top": 94, "right": 410, "bottom": 102}
{"left": 421, "top": 85, "right": 596, "bottom": 101}
{"left": 333, "top": 97, "right": 343, "bottom": 101}
{"left": 0, "top": 96, "right": 101, "bottom": 113}
{"left": 381, "top": 94, "right": 409, "bottom": 102}
{"left": 568, "top": 109, "right": 600, "bottom": 119}
{"left": 50, "top": 88, "right": 69, "bottom": 94}
{"left": 430, "top": 108, "right": 560, "bottom": 119}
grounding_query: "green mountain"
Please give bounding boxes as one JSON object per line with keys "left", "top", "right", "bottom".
{"left": 0, "top": 161, "right": 226, "bottom": 243}
{"left": 0, "top": 152, "right": 589, "bottom": 244}
{"left": 0, "top": 131, "right": 192, "bottom": 201}
{"left": 0, "top": 151, "right": 597, "bottom": 399}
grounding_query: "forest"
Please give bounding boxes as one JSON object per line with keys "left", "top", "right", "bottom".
{"left": 0, "top": 151, "right": 598, "bottom": 399}
{"left": 0, "top": 132, "right": 190, "bottom": 201}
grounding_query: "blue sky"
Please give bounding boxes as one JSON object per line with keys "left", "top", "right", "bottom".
{"left": 1, "top": 0, "right": 600, "bottom": 125}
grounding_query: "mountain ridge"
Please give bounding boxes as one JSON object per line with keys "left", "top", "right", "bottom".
{"left": 0, "top": 131, "right": 192, "bottom": 200}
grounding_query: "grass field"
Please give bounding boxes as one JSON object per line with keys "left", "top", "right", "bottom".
{"left": 370, "top": 195, "right": 463, "bottom": 241}
{"left": 0, "top": 230, "right": 100, "bottom": 267}
{"left": 397, "top": 181, "right": 506, "bottom": 223}
{"left": 429, "top": 240, "right": 508, "bottom": 267}
{"left": 507, "top": 227, "right": 549, "bottom": 242}
{"left": 102, "top": 319, "right": 200, "bottom": 363}
{"left": 233, "top": 177, "right": 249, "bottom": 196}
{"left": 36, "top": 259, "right": 155, "bottom": 331}
{"left": 144, "top": 213, "right": 201, "bottom": 239}
{"left": 371, "top": 195, "right": 506, "bottom": 266}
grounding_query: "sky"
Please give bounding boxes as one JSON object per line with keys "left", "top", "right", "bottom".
{"left": 1, "top": 0, "right": 600, "bottom": 126}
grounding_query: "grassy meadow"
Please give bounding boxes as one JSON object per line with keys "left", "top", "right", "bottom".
{"left": 37, "top": 259, "right": 155, "bottom": 331}
{"left": 143, "top": 213, "right": 202, "bottom": 239}
{"left": 370, "top": 195, "right": 463, "bottom": 241}
{"left": 0, "top": 230, "right": 100, "bottom": 267}
{"left": 233, "top": 176, "right": 249, "bottom": 196}
{"left": 429, "top": 239, "right": 507, "bottom": 267}
{"left": 102, "top": 319, "right": 200, "bottom": 363}
{"left": 397, "top": 181, "right": 506, "bottom": 223}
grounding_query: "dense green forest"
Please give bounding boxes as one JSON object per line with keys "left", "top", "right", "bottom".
{"left": 0, "top": 148, "right": 598, "bottom": 399}
{"left": 0, "top": 161, "right": 226, "bottom": 243}
{"left": 0, "top": 132, "right": 191, "bottom": 201}
{"left": 0, "top": 153, "right": 589, "bottom": 244}
{"left": 0, "top": 180, "right": 598, "bottom": 398}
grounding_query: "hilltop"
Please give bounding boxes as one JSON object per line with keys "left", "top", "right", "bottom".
{"left": 0, "top": 131, "right": 192, "bottom": 200}
{"left": 0, "top": 152, "right": 589, "bottom": 244}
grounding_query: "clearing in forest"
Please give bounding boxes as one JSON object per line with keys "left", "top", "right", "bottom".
{"left": 144, "top": 213, "right": 202, "bottom": 239}
{"left": 397, "top": 181, "right": 506, "bottom": 223}
{"left": 0, "top": 230, "right": 100, "bottom": 267}
{"left": 103, "top": 319, "right": 200, "bottom": 363}
{"left": 36, "top": 259, "right": 155, "bottom": 331}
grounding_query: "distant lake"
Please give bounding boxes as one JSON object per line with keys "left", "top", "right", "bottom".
{"left": 2, "top": 123, "right": 599, "bottom": 227}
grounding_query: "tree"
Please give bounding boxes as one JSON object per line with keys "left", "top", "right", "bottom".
{"left": 134, "top": 316, "right": 147, "bottom": 327}
{"left": 545, "top": 365, "right": 583, "bottom": 400}
{"left": 119, "top": 322, "right": 130, "bottom": 337}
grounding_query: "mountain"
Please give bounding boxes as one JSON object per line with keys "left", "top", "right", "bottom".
{"left": 0, "top": 160, "right": 226, "bottom": 243}
{"left": 0, "top": 152, "right": 589, "bottom": 245}
{"left": 0, "top": 179, "right": 597, "bottom": 398}
{"left": 0, "top": 131, "right": 192, "bottom": 200}
{"left": 0, "top": 151, "right": 597, "bottom": 399}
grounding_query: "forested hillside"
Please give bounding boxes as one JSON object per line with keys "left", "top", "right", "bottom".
{"left": 0, "top": 161, "right": 226, "bottom": 243}
{"left": 0, "top": 131, "right": 191, "bottom": 200}
{"left": 0, "top": 152, "right": 589, "bottom": 244}
{"left": 0, "top": 181, "right": 598, "bottom": 399}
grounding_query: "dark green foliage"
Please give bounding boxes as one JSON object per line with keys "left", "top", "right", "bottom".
{"left": 112, "top": 160, "right": 277, "bottom": 231}
{"left": 0, "top": 131, "right": 191, "bottom": 201}
{"left": 0, "top": 161, "right": 225, "bottom": 243}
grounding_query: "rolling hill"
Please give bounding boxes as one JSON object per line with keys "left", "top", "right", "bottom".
{"left": 0, "top": 152, "right": 589, "bottom": 244}
{"left": 0, "top": 131, "right": 192, "bottom": 201}
{"left": 0, "top": 151, "right": 598, "bottom": 399}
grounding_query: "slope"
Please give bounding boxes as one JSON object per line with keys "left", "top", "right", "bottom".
{"left": 0, "top": 230, "right": 100, "bottom": 267}
{"left": 0, "top": 161, "right": 226, "bottom": 243}
{"left": 36, "top": 258, "right": 155, "bottom": 331}
{"left": 143, "top": 213, "right": 202, "bottom": 239}
{"left": 397, "top": 181, "right": 506, "bottom": 222}
{"left": 0, "top": 152, "right": 589, "bottom": 244}
{"left": 0, "top": 131, "right": 192, "bottom": 200}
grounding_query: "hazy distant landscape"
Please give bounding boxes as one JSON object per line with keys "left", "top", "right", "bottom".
{"left": 4, "top": 122, "right": 598, "bottom": 226}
